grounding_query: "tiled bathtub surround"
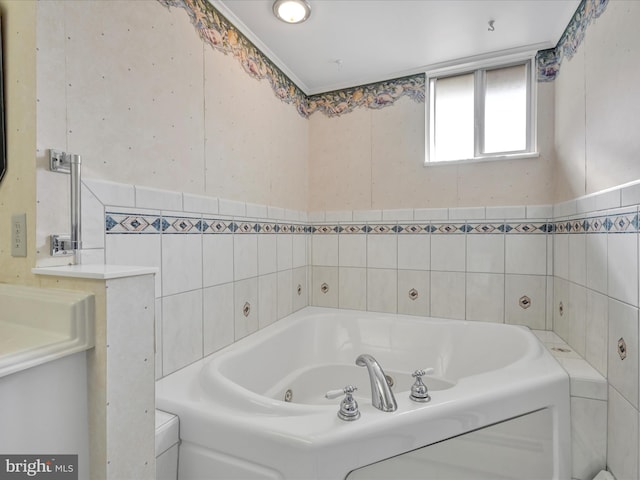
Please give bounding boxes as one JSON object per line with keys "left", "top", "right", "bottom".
{"left": 80, "top": 178, "right": 309, "bottom": 379}
{"left": 82, "top": 176, "right": 640, "bottom": 478}
{"left": 77, "top": 177, "right": 640, "bottom": 478}
{"left": 309, "top": 207, "right": 553, "bottom": 330}
{"left": 553, "top": 182, "right": 640, "bottom": 480}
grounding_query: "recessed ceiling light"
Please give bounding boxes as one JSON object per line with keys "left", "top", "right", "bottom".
{"left": 273, "top": 0, "right": 311, "bottom": 24}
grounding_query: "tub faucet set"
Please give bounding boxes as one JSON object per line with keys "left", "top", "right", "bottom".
{"left": 325, "top": 354, "right": 434, "bottom": 421}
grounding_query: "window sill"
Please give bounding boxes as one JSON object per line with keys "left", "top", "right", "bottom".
{"left": 425, "top": 151, "right": 539, "bottom": 166}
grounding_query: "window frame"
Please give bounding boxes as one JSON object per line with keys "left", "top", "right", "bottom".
{"left": 425, "top": 52, "right": 538, "bottom": 165}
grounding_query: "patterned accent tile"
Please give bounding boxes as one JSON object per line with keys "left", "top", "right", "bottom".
{"left": 504, "top": 222, "right": 553, "bottom": 234}
{"left": 259, "top": 223, "right": 277, "bottom": 234}
{"left": 432, "top": 223, "right": 467, "bottom": 234}
{"left": 164, "top": 216, "right": 200, "bottom": 234}
{"left": 202, "top": 218, "right": 235, "bottom": 234}
{"left": 341, "top": 224, "right": 367, "bottom": 234}
{"left": 585, "top": 216, "right": 608, "bottom": 233}
{"left": 610, "top": 213, "right": 638, "bottom": 233}
{"left": 397, "top": 224, "right": 430, "bottom": 234}
{"left": 313, "top": 225, "right": 339, "bottom": 234}
{"left": 368, "top": 224, "right": 397, "bottom": 234}
{"left": 152, "top": 218, "right": 171, "bottom": 232}
{"left": 235, "top": 221, "right": 259, "bottom": 234}
{"left": 105, "top": 212, "right": 162, "bottom": 234}
{"left": 467, "top": 223, "right": 503, "bottom": 234}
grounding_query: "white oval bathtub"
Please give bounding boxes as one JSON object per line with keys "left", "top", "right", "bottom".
{"left": 156, "top": 307, "right": 570, "bottom": 479}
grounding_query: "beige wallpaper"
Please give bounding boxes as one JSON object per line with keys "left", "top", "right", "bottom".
{"left": 35, "top": 0, "right": 308, "bottom": 264}
{"left": 309, "top": 83, "right": 556, "bottom": 211}
{"left": 0, "top": 0, "right": 37, "bottom": 286}
{"left": 554, "top": 0, "right": 640, "bottom": 201}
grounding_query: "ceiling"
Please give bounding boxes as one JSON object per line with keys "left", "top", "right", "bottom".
{"left": 212, "top": 0, "right": 580, "bottom": 95}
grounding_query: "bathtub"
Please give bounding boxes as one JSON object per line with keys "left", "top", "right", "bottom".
{"left": 156, "top": 307, "right": 570, "bottom": 479}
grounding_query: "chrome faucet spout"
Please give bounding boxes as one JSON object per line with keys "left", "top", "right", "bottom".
{"left": 355, "top": 354, "right": 397, "bottom": 412}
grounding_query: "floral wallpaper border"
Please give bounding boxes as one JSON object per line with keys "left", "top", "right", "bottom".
{"left": 537, "top": 0, "right": 609, "bottom": 81}
{"left": 159, "top": 0, "right": 607, "bottom": 115}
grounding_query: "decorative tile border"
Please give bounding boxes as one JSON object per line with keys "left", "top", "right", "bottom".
{"left": 537, "top": 0, "right": 609, "bottom": 81}
{"left": 106, "top": 211, "right": 640, "bottom": 236}
{"left": 311, "top": 221, "right": 552, "bottom": 235}
{"left": 553, "top": 212, "right": 639, "bottom": 233}
{"left": 105, "top": 211, "right": 309, "bottom": 234}
{"left": 160, "top": 0, "right": 609, "bottom": 116}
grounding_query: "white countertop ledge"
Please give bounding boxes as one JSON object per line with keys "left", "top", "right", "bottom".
{"left": 0, "top": 284, "right": 95, "bottom": 378}
{"left": 32, "top": 264, "right": 158, "bottom": 280}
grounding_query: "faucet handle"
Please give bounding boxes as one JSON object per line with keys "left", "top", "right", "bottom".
{"left": 412, "top": 368, "right": 434, "bottom": 378}
{"left": 325, "top": 385, "right": 360, "bottom": 421}
{"left": 325, "top": 385, "right": 357, "bottom": 399}
{"left": 410, "top": 368, "right": 433, "bottom": 403}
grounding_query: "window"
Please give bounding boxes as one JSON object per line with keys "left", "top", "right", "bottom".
{"left": 426, "top": 56, "right": 537, "bottom": 164}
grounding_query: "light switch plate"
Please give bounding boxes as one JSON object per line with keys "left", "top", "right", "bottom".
{"left": 11, "top": 213, "right": 27, "bottom": 257}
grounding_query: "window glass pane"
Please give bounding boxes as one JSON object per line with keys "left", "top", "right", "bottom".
{"left": 484, "top": 64, "right": 527, "bottom": 154}
{"left": 433, "top": 73, "right": 474, "bottom": 162}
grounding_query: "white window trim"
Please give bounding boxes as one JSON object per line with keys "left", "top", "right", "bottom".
{"left": 425, "top": 50, "right": 539, "bottom": 165}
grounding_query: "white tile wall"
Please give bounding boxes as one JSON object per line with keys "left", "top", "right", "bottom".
{"left": 257, "top": 235, "right": 278, "bottom": 275}
{"left": 398, "top": 235, "right": 430, "bottom": 271}
{"left": 203, "top": 234, "right": 234, "bottom": 287}
{"left": 161, "top": 232, "right": 202, "bottom": 296}
{"left": 277, "top": 269, "right": 294, "bottom": 318}
{"left": 398, "top": 269, "right": 429, "bottom": 317}
{"left": 585, "top": 290, "right": 608, "bottom": 377}
{"left": 312, "top": 235, "right": 338, "bottom": 266}
{"left": 607, "top": 299, "right": 638, "bottom": 409}
{"left": 258, "top": 273, "right": 278, "bottom": 330}
{"left": 311, "top": 266, "right": 338, "bottom": 308}
{"left": 338, "top": 267, "right": 367, "bottom": 311}
{"left": 106, "top": 226, "right": 162, "bottom": 296}
{"left": 367, "top": 235, "right": 398, "bottom": 269}
{"left": 466, "top": 273, "right": 504, "bottom": 323}
{"left": 367, "top": 268, "right": 398, "bottom": 314}
{"left": 571, "top": 396, "right": 607, "bottom": 480}
{"left": 505, "top": 274, "right": 547, "bottom": 330}
{"left": 234, "top": 277, "right": 258, "bottom": 340}
{"left": 292, "top": 267, "right": 308, "bottom": 312}
{"left": 339, "top": 235, "right": 367, "bottom": 267}
{"left": 203, "top": 283, "right": 234, "bottom": 355}
{"left": 431, "top": 235, "right": 465, "bottom": 272}
{"left": 466, "top": 235, "right": 504, "bottom": 273}
{"left": 136, "top": 186, "right": 182, "bottom": 211}
{"left": 608, "top": 230, "right": 638, "bottom": 306}
{"left": 162, "top": 290, "right": 203, "bottom": 375}
{"left": 568, "top": 283, "right": 587, "bottom": 357}
{"left": 233, "top": 234, "right": 258, "bottom": 281}
{"left": 585, "top": 233, "right": 607, "bottom": 294}
{"left": 608, "top": 386, "right": 639, "bottom": 480}
{"left": 93, "top": 180, "right": 310, "bottom": 378}
{"left": 505, "top": 235, "right": 547, "bottom": 275}
{"left": 277, "top": 234, "right": 293, "bottom": 271}
{"left": 430, "top": 271, "right": 465, "bottom": 320}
